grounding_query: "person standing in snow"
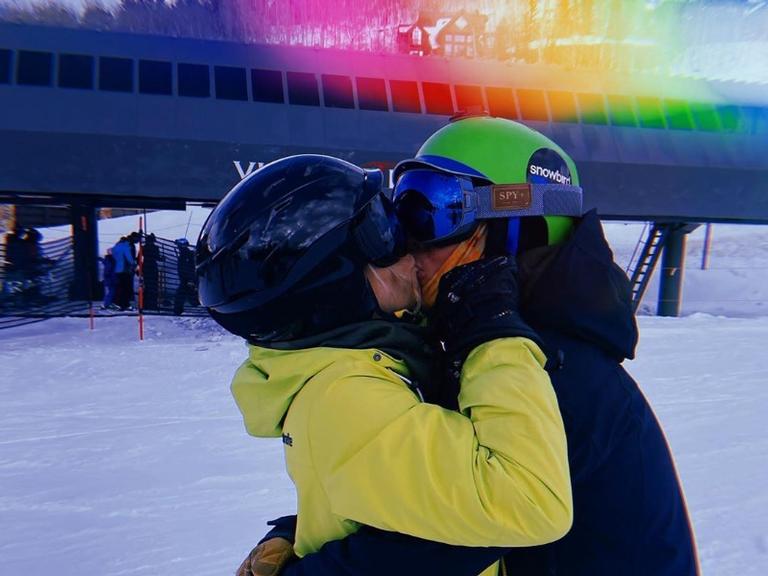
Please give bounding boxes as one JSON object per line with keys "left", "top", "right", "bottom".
{"left": 141, "top": 233, "right": 162, "bottom": 311}
{"left": 173, "top": 238, "right": 195, "bottom": 315}
{"left": 250, "top": 117, "right": 700, "bottom": 576}
{"left": 112, "top": 236, "right": 135, "bottom": 310}
{"left": 100, "top": 248, "right": 117, "bottom": 310}
{"left": 2, "top": 225, "right": 25, "bottom": 296}
{"left": 196, "top": 154, "right": 573, "bottom": 576}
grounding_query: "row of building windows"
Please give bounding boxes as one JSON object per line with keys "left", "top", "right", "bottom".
{"left": 1, "top": 47, "right": 765, "bottom": 133}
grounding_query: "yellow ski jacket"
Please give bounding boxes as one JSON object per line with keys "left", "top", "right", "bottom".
{"left": 232, "top": 337, "right": 572, "bottom": 575}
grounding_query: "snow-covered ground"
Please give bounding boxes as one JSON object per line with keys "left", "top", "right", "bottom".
{"left": 2, "top": 213, "right": 766, "bottom": 576}
{"left": 605, "top": 221, "right": 768, "bottom": 317}
{"left": 1, "top": 314, "right": 766, "bottom": 576}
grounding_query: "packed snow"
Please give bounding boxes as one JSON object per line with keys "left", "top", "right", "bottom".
{"left": 3, "top": 213, "right": 768, "bottom": 576}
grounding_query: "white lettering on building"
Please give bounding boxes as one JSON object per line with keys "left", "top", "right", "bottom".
{"left": 233, "top": 161, "right": 265, "bottom": 180}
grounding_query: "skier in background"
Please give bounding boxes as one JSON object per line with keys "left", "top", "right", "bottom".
{"left": 173, "top": 238, "right": 195, "bottom": 315}
{"left": 21, "top": 228, "right": 45, "bottom": 304}
{"left": 245, "top": 117, "right": 699, "bottom": 576}
{"left": 2, "top": 225, "right": 25, "bottom": 297}
{"left": 112, "top": 236, "right": 135, "bottom": 310}
{"left": 100, "top": 248, "right": 117, "bottom": 310}
{"left": 141, "top": 233, "right": 162, "bottom": 311}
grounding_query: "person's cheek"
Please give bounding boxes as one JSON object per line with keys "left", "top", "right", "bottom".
{"left": 412, "top": 253, "right": 430, "bottom": 288}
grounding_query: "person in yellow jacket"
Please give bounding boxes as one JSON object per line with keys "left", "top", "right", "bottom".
{"left": 195, "top": 154, "right": 572, "bottom": 576}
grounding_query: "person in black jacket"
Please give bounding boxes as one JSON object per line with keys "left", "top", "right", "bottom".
{"left": 3, "top": 226, "right": 25, "bottom": 296}
{"left": 173, "top": 238, "right": 196, "bottom": 315}
{"left": 100, "top": 248, "right": 117, "bottom": 310}
{"left": 243, "top": 117, "right": 699, "bottom": 576}
{"left": 141, "top": 233, "right": 162, "bottom": 311}
{"left": 21, "top": 227, "right": 45, "bottom": 304}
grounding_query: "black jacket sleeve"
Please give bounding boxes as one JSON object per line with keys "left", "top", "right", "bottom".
{"left": 270, "top": 518, "right": 507, "bottom": 576}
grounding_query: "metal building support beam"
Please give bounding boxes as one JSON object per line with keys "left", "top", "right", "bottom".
{"left": 70, "top": 204, "right": 99, "bottom": 301}
{"left": 657, "top": 223, "right": 699, "bottom": 317}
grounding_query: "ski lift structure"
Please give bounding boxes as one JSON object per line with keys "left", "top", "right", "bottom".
{"left": 1, "top": 23, "right": 767, "bottom": 316}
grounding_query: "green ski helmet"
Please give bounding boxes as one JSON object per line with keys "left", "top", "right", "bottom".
{"left": 393, "top": 115, "right": 582, "bottom": 254}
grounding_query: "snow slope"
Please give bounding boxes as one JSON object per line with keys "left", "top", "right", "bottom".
{"left": 0, "top": 317, "right": 293, "bottom": 576}
{"left": 1, "top": 314, "right": 767, "bottom": 576}
{"left": 605, "top": 222, "right": 768, "bottom": 317}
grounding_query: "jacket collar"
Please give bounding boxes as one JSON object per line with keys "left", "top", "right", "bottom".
{"left": 517, "top": 210, "right": 639, "bottom": 361}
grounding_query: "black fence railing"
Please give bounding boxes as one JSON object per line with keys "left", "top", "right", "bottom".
{"left": 136, "top": 235, "right": 204, "bottom": 316}
{"left": 0, "top": 234, "right": 82, "bottom": 329}
{"left": 0, "top": 231, "right": 206, "bottom": 330}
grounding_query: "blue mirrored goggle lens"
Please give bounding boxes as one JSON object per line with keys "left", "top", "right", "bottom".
{"left": 393, "top": 170, "right": 470, "bottom": 244}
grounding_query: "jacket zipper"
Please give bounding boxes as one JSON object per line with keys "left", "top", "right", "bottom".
{"left": 387, "top": 368, "right": 425, "bottom": 402}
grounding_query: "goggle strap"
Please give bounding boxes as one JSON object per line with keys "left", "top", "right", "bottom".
{"left": 471, "top": 183, "right": 583, "bottom": 219}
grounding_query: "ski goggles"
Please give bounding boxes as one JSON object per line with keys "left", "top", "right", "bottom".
{"left": 393, "top": 169, "right": 583, "bottom": 246}
{"left": 352, "top": 190, "right": 408, "bottom": 267}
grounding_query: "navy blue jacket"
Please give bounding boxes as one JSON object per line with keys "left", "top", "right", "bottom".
{"left": 276, "top": 211, "right": 699, "bottom": 576}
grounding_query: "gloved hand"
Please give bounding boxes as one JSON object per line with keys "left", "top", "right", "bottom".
{"left": 235, "top": 537, "right": 295, "bottom": 576}
{"left": 431, "top": 256, "right": 543, "bottom": 363}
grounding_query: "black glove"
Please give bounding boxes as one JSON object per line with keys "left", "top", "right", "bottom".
{"left": 431, "top": 256, "right": 543, "bottom": 364}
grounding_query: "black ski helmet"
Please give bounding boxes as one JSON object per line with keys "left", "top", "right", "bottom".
{"left": 196, "top": 154, "right": 406, "bottom": 343}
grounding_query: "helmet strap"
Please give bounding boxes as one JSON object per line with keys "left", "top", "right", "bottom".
{"left": 484, "top": 219, "right": 512, "bottom": 257}
{"left": 506, "top": 218, "right": 520, "bottom": 256}
{"left": 518, "top": 216, "right": 550, "bottom": 253}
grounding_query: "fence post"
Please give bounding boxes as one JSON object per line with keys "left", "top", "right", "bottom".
{"left": 701, "top": 223, "right": 713, "bottom": 270}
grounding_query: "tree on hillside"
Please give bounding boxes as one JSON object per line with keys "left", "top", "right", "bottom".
{"left": 81, "top": 1, "right": 116, "bottom": 31}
